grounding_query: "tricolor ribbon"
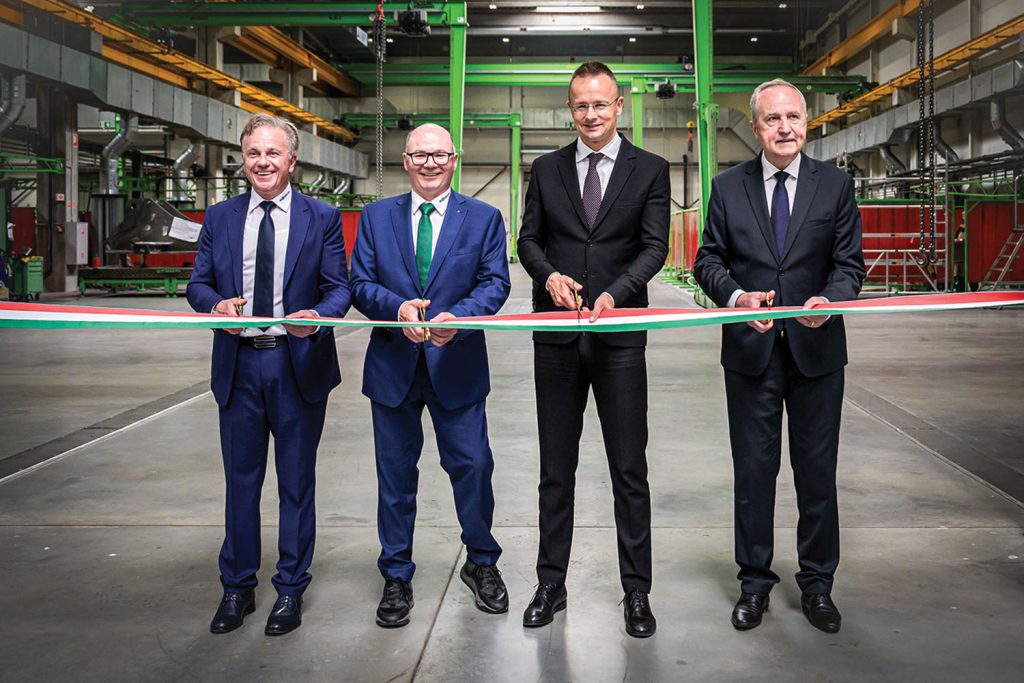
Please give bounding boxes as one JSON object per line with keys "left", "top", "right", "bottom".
{"left": 1, "top": 292, "right": 1022, "bottom": 332}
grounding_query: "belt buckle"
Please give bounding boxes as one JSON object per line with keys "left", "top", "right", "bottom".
{"left": 252, "top": 334, "right": 277, "bottom": 349}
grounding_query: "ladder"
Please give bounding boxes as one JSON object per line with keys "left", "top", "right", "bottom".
{"left": 981, "top": 225, "right": 1024, "bottom": 289}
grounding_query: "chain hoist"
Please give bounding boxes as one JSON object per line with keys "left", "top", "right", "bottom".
{"left": 373, "top": 1, "right": 387, "bottom": 199}
{"left": 916, "top": 0, "right": 937, "bottom": 266}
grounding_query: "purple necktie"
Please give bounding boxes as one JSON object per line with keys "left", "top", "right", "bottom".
{"left": 582, "top": 152, "right": 603, "bottom": 228}
{"left": 771, "top": 170, "right": 790, "bottom": 255}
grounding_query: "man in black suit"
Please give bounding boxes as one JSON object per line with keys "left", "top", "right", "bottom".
{"left": 518, "top": 61, "right": 670, "bottom": 638}
{"left": 693, "top": 79, "right": 865, "bottom": 634}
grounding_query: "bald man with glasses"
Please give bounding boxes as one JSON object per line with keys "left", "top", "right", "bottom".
{"left": 350, "top": 123, "right": 512, "bottom": 628}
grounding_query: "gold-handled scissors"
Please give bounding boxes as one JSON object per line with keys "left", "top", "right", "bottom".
{"left": 762, "top": 291, "right": 774, "bottom": 325}
{"left": 419, "top": 302, "right": 430, "bottom": 343}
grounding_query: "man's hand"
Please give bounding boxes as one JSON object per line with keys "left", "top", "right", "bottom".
{"left": 587, "top": 292, "right": 614, "bottom": 323}
{"left": 546, "top": 272, "right": 583, "bottom": 311}
{"left": 795, "top": 296, "right": 830, "bottom": 328}
{"left": 428, "top": 311, "right": 458, "bottom": 347}
{"left": 398, "top": 298, "right": 431, "bottom": 344}
{"left": 736, "top": 290, "right": 775, "bottom": 334}
{"left": 283, "top": 309, "right": 319, "bottom": 338}
{"left": 213, "top": 297, "right": 246, "bottom": 335}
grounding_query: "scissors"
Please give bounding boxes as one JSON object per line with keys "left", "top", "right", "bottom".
{"left": 419, "top": 302, "right": 430, "bottom": 343}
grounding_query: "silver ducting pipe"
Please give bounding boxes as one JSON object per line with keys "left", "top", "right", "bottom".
{"left": 332, "top": 177, "right": 351, "bottom": 194}
{"left": 170, "top": 141, "right": 201, "bottom": 202}
{"left": 230, "top": 164, "right": 248, "bottom": 196}
{"left": 100, "top": 114, "right": 139, "bottom": 195}
{"left": 879, "top": 145, "right": 907, "bottom": 175}
{"left": 0, "top": 73, "right": 27, "bottom": 136}
{"left": 991, "top": 97, "right": 1024, "bottom": 151}
{"left": 934, "top": 130, "right": 959, "bottom": 163}
{"left": 308, "top": 171, "right": 325, "bottom": 194}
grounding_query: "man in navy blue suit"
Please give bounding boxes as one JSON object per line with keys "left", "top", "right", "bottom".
{"left": 350, "top": 124, "right": 511, "bottom": 628}
{"left": 187, "top": 113, "right": 350, "bottom": 636}
{"left": 694, "top": 79, "right": 864, "bottom": 634}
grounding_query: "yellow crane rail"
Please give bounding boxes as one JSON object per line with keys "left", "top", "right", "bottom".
{"left": 803, "top": 0, "right": 920, "bottom": 76}
{"left": 18, "top": 0, "right": 355, "bottom": 143}
{"left": 809, "top": 13, "right": 1024, "bottom": 130}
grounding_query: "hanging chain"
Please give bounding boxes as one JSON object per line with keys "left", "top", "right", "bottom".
{"left": 927, "top": 0, "right": 937, "bottom": 264}
{"left": 373, "top": 2, "right": 387, "bottom": 199}
{"left": 916, "top": 2, "right": 927, "bottom": 264}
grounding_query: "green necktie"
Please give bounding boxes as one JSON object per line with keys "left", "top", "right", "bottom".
{"left": 416, "top": 202, "right": 435, "bottom": 287}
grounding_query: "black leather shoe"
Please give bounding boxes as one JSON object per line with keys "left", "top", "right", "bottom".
{"left": 523, "top": 583, "right": 567, "bottom": 627}
{"left": 210, "top": 590, "right": 255, "bottom": 634}
{"left": 623, "top": 589, "right": 656, "bottom": 638}
{"left": 460, "top": 560, "right": 509, "bottom": 614}
{"left": 376, "top": 577, "right": 414, "bottom": 628}
{"left": 265, "top": 595, "right": 302, "bottom": 636}
{"left": 801, "top": 592, "right": 842, "bottom": 634}
{"left": 731, "top": 592, "right": 770, "bottom": 630}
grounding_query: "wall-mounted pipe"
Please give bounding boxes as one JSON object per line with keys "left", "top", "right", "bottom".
{"left": 170, "top": 141, "right": 201, "bottom": 202}
{"left": 308, "top": 171, "right": 325, "bottom": 194}
{"left": 230, "top": 164, "right": 248, "bottom": 197}
{"left": 332, "top": 177, "right": 351, "bottom": 194}
{"left": 990, "top": 97, "right": 1024, "bottom": 151}
{"left": 100, "top": 114, "right": 139, "bottom": 195}
{"left": 934, "top": 129, "right": 960, "bottom": 163}
{"left": 0, "top": 73, "right": 27, "bottom": 136}
{"left": 879, "top": 145, "right": 907, "bottom": 175}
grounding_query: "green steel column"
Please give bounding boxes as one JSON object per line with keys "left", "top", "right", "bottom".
{"left": 692, "top": 0, "right": 718, "bottom": 232}
{"left": 630, "top": 76, "right": 645, "bottom": 149}
{"left": 509, "top": 114, "right": 521, "bottom": 262}
{"left": 446, "top": 3, "right": 467, "bottom": 191}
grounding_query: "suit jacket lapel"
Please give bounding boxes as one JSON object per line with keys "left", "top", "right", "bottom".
{"left": 591, "top": 135, "right": 636, "bottom": 234}
{"left": 781, "top": 155, "right": 820, "bottom": 260}
{"left": 391, "top": 193, "right": 421, "bottom": 288}
{"left": 227, "top": 192, "right": 247, "bottom": 294}
{"left": 742, "top": 155, "right": 780, "bottom": 262}
{"left": 425, "top": 192, "right": 468, "bottom": 291}
{"left": 556, "top": 143, "right": 590, "bottom": 231}
{"left": 283, "top": 191, "right": 311, "bottom": 289}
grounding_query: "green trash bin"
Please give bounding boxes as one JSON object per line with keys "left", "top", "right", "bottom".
{"left": 10, "top": 256, "right": 43, "bottom": 301}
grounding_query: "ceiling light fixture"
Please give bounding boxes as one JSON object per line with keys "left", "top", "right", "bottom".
{"left": 489, "top": 3, "right": 497, "bottom": 8}
{"left": 779, "top": 2, "right": 787, "bottom": 7}
{"left": 629, "top": 36, "right": 637, "bottom": 43}
{"left": 750, "top": 36, "right": 758, "bottom": 42}
{"left": 535, "top": 5, "right": 602, "bottom": 12}
{"left": 637, "top": 3, "right": 645, "bottom": 9}
{"left": 502, "top": 37, "right": 510, "bottom": 42}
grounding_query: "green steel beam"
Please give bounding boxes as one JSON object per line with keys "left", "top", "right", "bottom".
{"left": 342, "top": 63, "right": 862, "bottom": 93}
{"left": 123, "top": 2, "right": 455, "bottom": 26}
{"left": 630, "top": 77, "right": 645, "bottom": 150}
{"left": 692, "top": 0, "right": 717, "bottom": 242}
{"left": 447, "top": 2, "right": 467, "bottom": 192}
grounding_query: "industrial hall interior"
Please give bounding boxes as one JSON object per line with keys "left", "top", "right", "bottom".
{"left": 1, "top": 0, "right": 1023, "bottom": 681}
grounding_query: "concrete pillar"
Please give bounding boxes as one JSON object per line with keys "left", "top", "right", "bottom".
{"left": 37, "top": 89, "right": 79, "bottom": 293}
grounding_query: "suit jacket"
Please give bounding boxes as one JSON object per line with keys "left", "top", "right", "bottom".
{"left": 693, "top": 153, "right": 865, "bottom": 378}
{"left": 187, "top": 190, "right": 351, "bottom": 406}
{"left": 517, "top": 135, "right": 670, "bottom": 346}
{"left": 349, "top": 190, "right": 511, "bottom": 411}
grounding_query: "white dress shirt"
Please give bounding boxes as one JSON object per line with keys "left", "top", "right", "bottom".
{"left": 727, "top": 153, "right": 802, "bottom": 309}
{"left": 410, "top": 188, "right": 450, "bottom": 257}
{"left": 241, "top": 186, "right": 291, "bottom": 336}
{"left": 575, "top": 134, "right": 621, "bottom": 197}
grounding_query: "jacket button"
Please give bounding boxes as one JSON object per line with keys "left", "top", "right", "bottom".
{"left": 778, "top": 269, "right": 785, "bottom": 276}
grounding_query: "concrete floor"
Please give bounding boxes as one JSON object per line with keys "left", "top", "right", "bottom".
{"left": 1, "top": 269, "right": 1023, "bottom": 682}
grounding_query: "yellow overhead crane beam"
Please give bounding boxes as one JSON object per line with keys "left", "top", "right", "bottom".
{"left": 16, "top": 0, "right": 356, "bottom": 144}
{"left": 809, "top": 12, "right": 1024, "bottom": 130}
{"left": 241, "top": 27, "right": 361, "bottom": 97}
{"left": 802, "top": 0, "right": 920, "bottom": 76}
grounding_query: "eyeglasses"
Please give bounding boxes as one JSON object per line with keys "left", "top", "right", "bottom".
{"left": 569, "top": 100, "right": 617, "bottom": 115}
{"left": 404, "top": 151, "right": 454, "bottom": 166}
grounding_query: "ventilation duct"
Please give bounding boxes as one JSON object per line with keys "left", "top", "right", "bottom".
{"left": 0, "top": 72, "right": 26, "bottom": 136}
{"left": 934, "top": 130, "right": 960, "bottom": 163}
{"left": 990, "top": 97, "right": 1024, "bottom": 151}
{"left": 332, "top": 177, "right": 351, "bottom": 194}
{"left": 308, "top": 171, "right": 325, "bottom": 194}
{"left": 100, "top": 114, "right": 139, "bottom": 195}
{"left": 879, "top": 145, "right": 907, "bottom": 175}
{"left": 230, "top": 164, "right": 248, "bottom": 197}
{"left": 170, "top": 142, "right": 201, "bottom": 203}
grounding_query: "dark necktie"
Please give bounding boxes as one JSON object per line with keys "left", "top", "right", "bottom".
{"left": 416, "top": 202, "right": 435, "bottom": 288}
{"left": 771, "top": 170, "right": 790, "bottom": 255}
{"left": 253, "top": 199, "right": 275, "bottom": 319}
{"left": 582, "top": 152, "right": 603, "bottom": 228}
